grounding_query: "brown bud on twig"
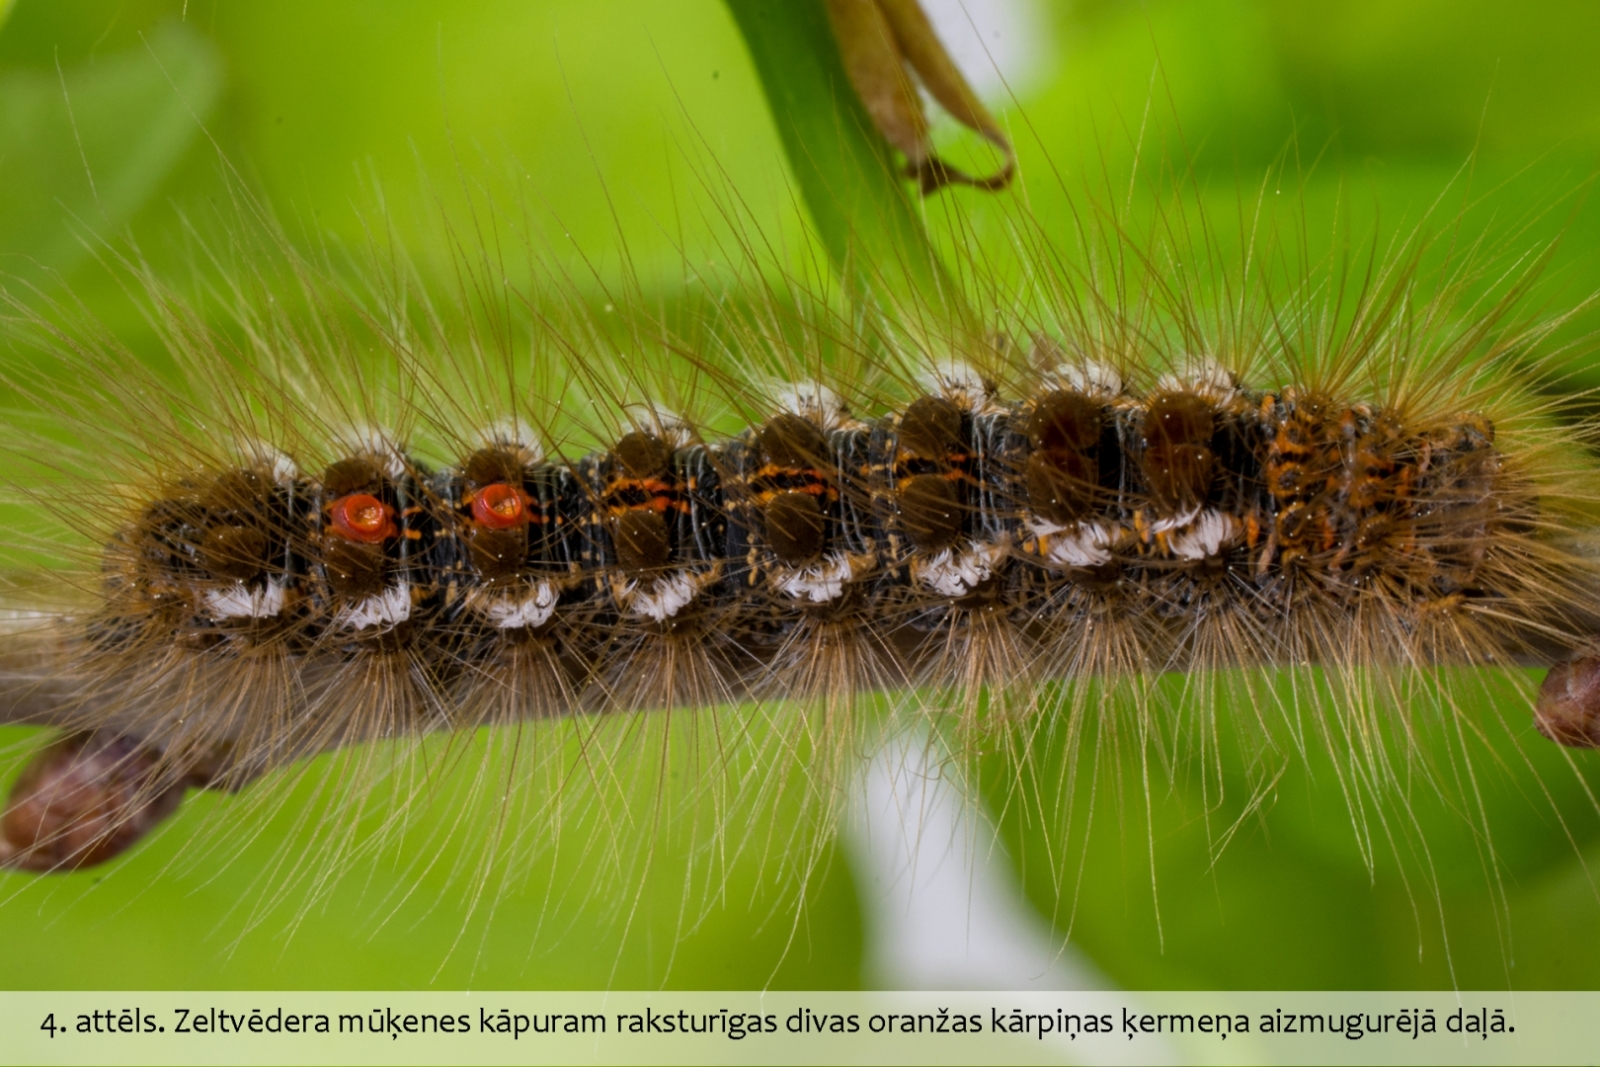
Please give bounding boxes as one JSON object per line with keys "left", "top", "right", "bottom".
{"left": 1536, "top": 652, "right": 1600, "bottom": 748}
{"left": 825, "top": 0, "right": 1014, "bottom": 196}
{"left": 0, "top": 733, "right": 185, "bottom": 871}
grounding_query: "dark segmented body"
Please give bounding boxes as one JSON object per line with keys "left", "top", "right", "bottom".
{"left": 97, "top": 376, "right": 1528, "bottom": 731}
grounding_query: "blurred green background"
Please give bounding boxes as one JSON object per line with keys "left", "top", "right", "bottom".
{"left": 2, "top": 0, "right": 1600, "bottom": 994}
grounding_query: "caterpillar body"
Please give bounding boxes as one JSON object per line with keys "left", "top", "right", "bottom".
{"left": 77, "top": 362, "right": 1554, "bottom": 712}
{"left": 1, "top": 173, "right": 1598, "bottom": 987}
{"left": 0, "top": 356, "right": 1564, "bottom": 796}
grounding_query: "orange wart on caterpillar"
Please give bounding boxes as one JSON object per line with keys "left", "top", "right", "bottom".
{"left": 2, "top": 0, "right": 1600, "bottom": 988}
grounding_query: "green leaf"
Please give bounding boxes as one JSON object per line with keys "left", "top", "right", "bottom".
{"left": 724, "top": 0, "right": 969, "bottom": 330}
{"left": 980, "top": 670, "right": 1600, "bottom": 989}
{"left": 0, "top": 21, "right": 221, "bottom": 283}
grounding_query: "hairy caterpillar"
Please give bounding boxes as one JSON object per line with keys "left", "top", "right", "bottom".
{"left": 5, "top": 0, "right": 1600, "bottom": 995}
{"left": 2, "top": 154, "right": 1599, "bottom": 993}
